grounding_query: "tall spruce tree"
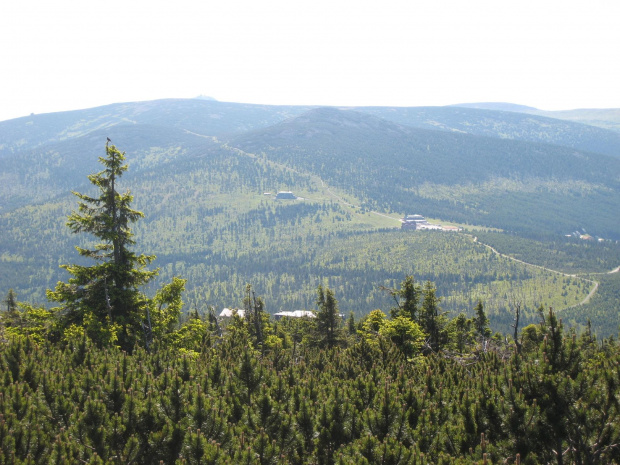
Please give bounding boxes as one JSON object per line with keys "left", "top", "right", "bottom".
{"left": 389, "top": 275, "right": 420, "bottom": 321}
{"left": 315, "top": 285, "right": 343, "bottom": 348}
{"left": 3, "top": 289, "right": 18, "bottom": 314}
{"left": 243, "top": 283, "right": 268, "bottom": 349}
{"left": 47, "top": 140, "right": 158, "bottom": 349}
{"left": 473, "top": 299, "right": 491, "bottom": 339}
{"left": 420, "top": 281, "right": 447, "bottom": 353}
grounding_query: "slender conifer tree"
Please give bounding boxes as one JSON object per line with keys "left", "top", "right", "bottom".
{"left": 48, "top": 140, "right": 158, "bottom": 348}
{"left": 315, "top": 285, "right": 343, "bottom": 348}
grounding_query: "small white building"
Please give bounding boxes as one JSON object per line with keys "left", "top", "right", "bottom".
{"left": 401, "top": 214, "right": 428, "bottom": 229}
{"left": 219, "top": 308, "right": 245, "bottom": 318}
{"left": 401, "top": 214, "right": 443, "bottom": 230}
{"left": 273, "top": 310, "right": 316, "bottom": 320}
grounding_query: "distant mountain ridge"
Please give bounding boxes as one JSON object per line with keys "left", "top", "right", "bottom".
{"left": 234, "top": 106, "right": 620, "bottom": 187}
{"left": 0, "top": 99, "right": 620, "bottom": 157}
{"left": 356, "top": 106, "right": 620, "bottom": 158}
{"left": 0, "top": 99, "right": 311, "bottom": 158}
{"left": 3, "top": 98, "right": 618, "bottom": 160}
{"left": 532, "top": 108, "right": 620, "bottom": 132}
{"left": 450, "top": 102, "right": 540, "bottom": 112}
{"left": 450, "top": 102, "right": 620, "bottom": 133}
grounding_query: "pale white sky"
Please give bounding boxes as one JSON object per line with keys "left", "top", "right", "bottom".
{"left": 1, "top": 0, "right": 619, "bottom": 122}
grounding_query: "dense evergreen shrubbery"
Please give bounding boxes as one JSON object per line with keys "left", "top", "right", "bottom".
{"left": 0, "top": 305, "right": 619, "bottom": 464}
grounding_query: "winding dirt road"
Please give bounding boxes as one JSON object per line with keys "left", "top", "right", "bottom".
{"left": 469, "top": 235, "right": 619, "bottom": 307}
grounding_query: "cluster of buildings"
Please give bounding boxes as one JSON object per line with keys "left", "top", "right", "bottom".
{"left": 263, "top": 191, "right": 298, "bottom": 200}
{"left": 566, "top": 231, "right": 606, "bottom": 242}
{"left": 218, "top": 308, "right": 316, "bottom": 320}
{"left": 274, "top": 191, "right": 297, "bottom": 200}
{"left": 274, "top": 310, "right": 316, "bottom": 320}
{"left": 400, "top": 214, "right": 460, "bottom": 232}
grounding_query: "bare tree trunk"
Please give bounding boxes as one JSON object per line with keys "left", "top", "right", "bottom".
{"left": 511, "top": 301, "right": 522, "bottom": 355}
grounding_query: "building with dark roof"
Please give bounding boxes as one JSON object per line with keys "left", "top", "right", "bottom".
{"left": 275, "top": 191, "right": 297, "bottom": 200}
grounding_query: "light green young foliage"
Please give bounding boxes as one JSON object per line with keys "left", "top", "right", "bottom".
{"left": 361, "top": 309, "right": 388, "bottom": 334}
{"left": 150, "top": 277, "right": 187, "bottom": 341}
{"left": 164, "top": 317, "right": 209, "bottom": 357}
{"left": 379, "top": 315, "right": 426, "bottom": 358}
{"left": 4, "top": 303, "right": 56, "bottom": 343}
{"left": 521, "top": 323, "right": 544, "bottom": 353}
{"left": 357, "top": 309, "right": 389, "bottom": 350}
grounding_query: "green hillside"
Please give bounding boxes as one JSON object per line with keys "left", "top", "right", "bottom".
{"left": 0, "top": 125, "right": 212, "bottom": 212}
{"left": 1, "top": 100, "right": 620, "bottom": 337}
{"left": 231, "top": 107, "right": 620, "bottom": 239}
{"left": 0, "top": 135, "right": 604, "bottom": 335}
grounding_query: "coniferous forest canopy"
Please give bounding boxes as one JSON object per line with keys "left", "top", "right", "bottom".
{"left": 1, "top": 99, "right": 620, "bottom": 463}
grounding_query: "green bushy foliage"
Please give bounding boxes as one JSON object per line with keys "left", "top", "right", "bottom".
{"left": 1, "top": 300, "right": 619, "bottom": 464}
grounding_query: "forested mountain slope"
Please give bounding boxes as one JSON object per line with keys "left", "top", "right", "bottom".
{"left": 4, "top": 133, "right": 593, "bottom": 333}
{"left": 230, "top": 107, "right": 620, "bottom": 238}
{"left": 2, "top": 99, "right": 620, "bottom": 337}
{"left": 0, "top": 124, "right": 215, "bottom": 212}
